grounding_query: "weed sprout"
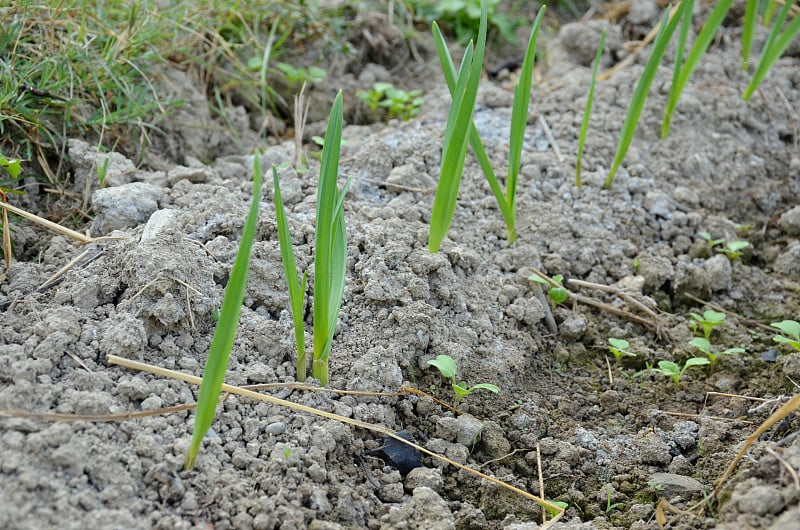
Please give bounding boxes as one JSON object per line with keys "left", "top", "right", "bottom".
{"left": 771, "top": 320, "right": 800, "bottom": 351}
{"left": 427, "top": 354, "right": 499, "bottom": 404}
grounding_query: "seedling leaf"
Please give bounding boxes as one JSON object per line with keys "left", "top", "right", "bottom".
{"left": 272, "top": 165, "right": 308, "bottom": 381}
{"left": 185, "top": 150, "right": 263, "bottom": 470}
{"left": 428, "top": 354, "right": 458, "bottom": 379}
{"left": 429, "top": 0, "right": 487, "bottom": 253}
{"left": 605, "top": 1, "right": 690, "bottom": 189}
{"left": 576, "top": 28, "right": 606, "bottom": 186}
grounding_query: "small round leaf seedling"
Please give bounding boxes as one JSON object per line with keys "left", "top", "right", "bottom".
{"left": 529, "top": 273, "right": 568, "bottom": 304}
{"left": 689, "top": 310, "right": 727, "bottom": 339}
{"left": 688, "top": 337, "right": 745, "bottom": 368}
{"left": 427, "top": 354, "right": 500, "bottom": 404}
{"left": 771, "top": 320, "right": 800, "bottom": 352}
{"left": 652, "top": 357, "right": 710, "bottom": 388}
{"left": 608, "top": 338, "right": 636, "bottom": 365}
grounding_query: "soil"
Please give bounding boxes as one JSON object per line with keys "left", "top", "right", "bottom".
{"left": 2, "top": 2, "right": 800, "bottom": 530}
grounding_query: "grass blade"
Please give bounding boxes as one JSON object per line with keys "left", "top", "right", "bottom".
{"left": 604, "top": 1, "right": 690, "bottom": 189}
{"left": 662, "top": 0, "right": 733, "bottom": 138}
{"left": 428, "top": 0, "right": 487, "bottom": 253}
{"left": 506, "top": 6, "right": 546, "bottom": 243}
{"left": 312, "top": 90, "right": 347, "bottom": 386}
{"left": 432, "top": 22, "right": 512, "bottom": 240}
{"left": 184, "top": 150, "right": 263, "bottom": 470}
{"left": 742, "top": 0, "right": 759, "bottom": 69}
{"left": 272, "top": 165, "right": 308, "bottom": 382}
{"left": 576, "top": 29, "right": 606, "bottom": 187}
{"left": 743, "top": 0, "right": 800, "bottom": 100}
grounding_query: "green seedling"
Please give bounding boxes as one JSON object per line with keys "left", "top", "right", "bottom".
{"left": 272, "top": 165, "right": 308, "bottom": 381}
{"left": 608, "top": 338, "right": 636, "bottom": 365}
{"left": 605, "top": 484, "right": 624, "bottom": 513}
{"left": 275, "top": 62, "right": 326, "bottom": 86}
{"left": 576, "top": 28, "right": 606, "bottom": 187}
{"left": 0, "top": 153, "right": 22, "bottom": 182}
{"left": 185, "top": 150, "right": 263, "bottom": 471}
{"left": 689, "top": 309, "right": 727, "bottom": 339}
{"left": 771, "top": 320, "right": 800, "bottom": 351}
{"left": 410, "top": 0, "right": 519, "bottom": 45}
{"left": 604, "top": 0, "right": 690, "bottom": 189}
{"left": 741, "top": 0, "right": 759, "bottom": 69}
{"left": 529, "top": 273, "right": 568, "bottom": 304}
{"left": 652, "top": 358, "right": 710, "bottom": 388}
{"left": 429, "top": 1, "right": 546, "bottom": 249}
{"left": 428, "top": 0, "right": 487, "bottom": 252}
{"left": 743, "top": 0, "right": 800, "bottom": 100}
{"left": 274, "top": 91, "right": 350, "bottom": 385}
{"left": 427, "top": 354, "right": 500, "bottom": 404}
{"left": 698, "top": 231, "right": 725, "bottom": 251}
{"left": 688, "top": 337, "right": 745, "bottom": 368}
{"left": 357, "top": 82, "right": 424, "bottom": 121}
{"left": 661, "top": 0, "right": 734, "bottom": 138}
{"left": 717, "top": 240, "right": 749, "bottom": 260}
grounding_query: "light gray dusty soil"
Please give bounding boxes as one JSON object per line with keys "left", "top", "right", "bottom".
{"left": 1, "top": 4, "right": 800, "bottom": 529}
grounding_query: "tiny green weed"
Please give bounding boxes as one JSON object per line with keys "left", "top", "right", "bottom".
{"left": 185, "top": 150, "right": 263, "bottom": 470}
{"left": 576, "top": 28, "right": 606, "bottom": 187}
{"left": 605, "top": 484, "right": 624, "bottom": 513}
{"left": 607, "top": 338, "right": 636, "bottom": 365}
{"left": 357, "top": 82, "right": 424, "bottom": 122}
{"left": 427, "top": 354, "right": 500, "bottom": 404}
{"left": 604, "top": 0, "right": 690, "bottom": 189}
{"left": 771, "top": 320, "right": 800, "bottom": 351}
{"left": 276, "top": 62, "right": 326, "bottom": 87}
{"left": 409, "top": 0, "right": 520, "bottom": 45}
{"left": 717, "top": 240, "right": 749, "bottom": 260}
{"left": 688, "top": 337, "right": 745, "bottom": 368}
{"left": 690, "top": 309, "right": 727, "bottom": 339}
{"left": 698, "top": 231, "right": 725, "bottom": 252}
{"left": 529, "top": 273, "right": 568, "bottom": 304}
{"left": 652, "top": 358, "right": 710, "bottom": 388}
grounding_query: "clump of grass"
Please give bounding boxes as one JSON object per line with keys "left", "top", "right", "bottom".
{"left": 429, "top": 0, "right": 545, "bottom": 250}
{"left": 604, "top": 1, "right": 691, "bottom": 189}
{"left": 576, "top": 28, "right": 606, "bottom": 187}
{"left": 273, "top": 91, "right": 350, "bottom": 385}
{"left": 185, "top": 150, "right": 263, "bottom": 470}
{"left": 743, "top": 0, "right": 800, "bottom": 100}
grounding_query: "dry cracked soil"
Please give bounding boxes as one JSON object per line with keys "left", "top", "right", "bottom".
{"left": 1, "top": 2, "right": 800, "bottom": 529}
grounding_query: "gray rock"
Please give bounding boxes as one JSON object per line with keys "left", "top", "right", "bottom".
{"left": 380, "top": 487, "right": 455, "bottom": 530}
{"left": 649, "top": 472, "right": 703, "bottom": 497}
{"left": 644, "top": 191, "right": 674, "bottom": 219}
{"left": 92, "top": 182, "right": 162, "bottom": 234}
{"left": 479, "top": 421, "right": 511, "bottom": 459}
{"left": 405, "top": 467, "right": 443, "bottom": 493}
{"left": 436, "top": 414, "right": 483, "bottom": 446}
{"left": 732, "top": 483, "right": 785, "bottom": 516}
{"left": 140, "top": 209, "right": 180, "bottom": 243}
{"left": 778, "top": 206, "right": 800, "bottom": 235}
{"left": 774, "top": 242, "right": 800, "bottom": 277}
{"left": 637, "top": 254, "right": 675, "bottom": 291}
